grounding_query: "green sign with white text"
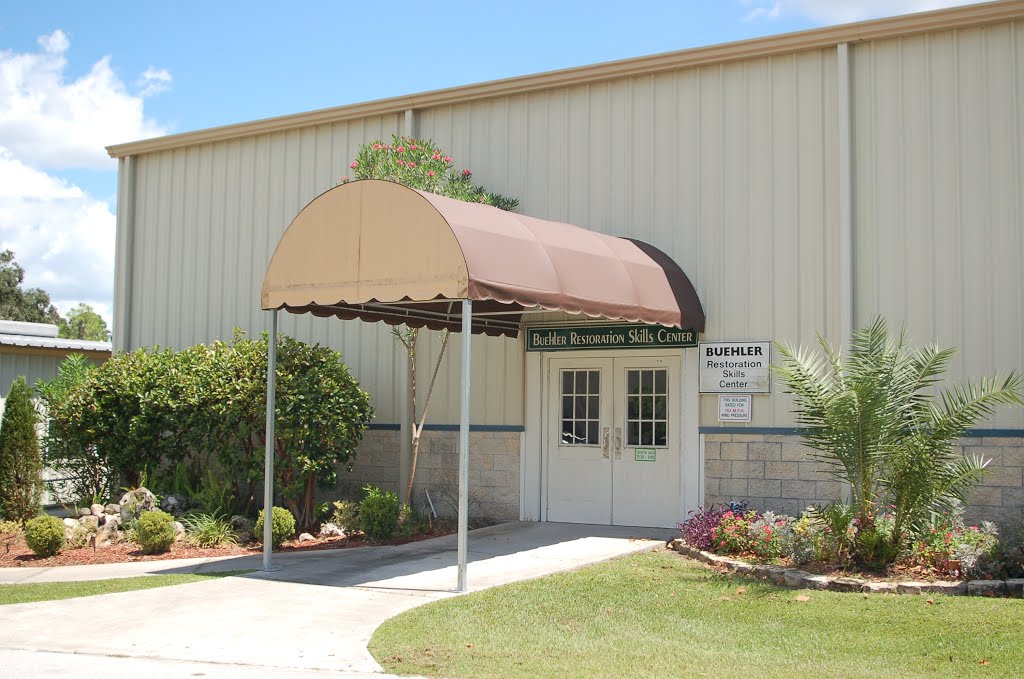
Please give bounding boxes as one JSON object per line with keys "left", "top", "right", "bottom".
{"left": 635, "top": 448, "right": 657, "bottom": 462}
{"left": 526, "top": 324, "right": 697, "bottom": 352}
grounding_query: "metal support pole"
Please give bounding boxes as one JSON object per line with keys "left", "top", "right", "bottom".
{"left": 262, "top": 310, "right": 279, "bottom": 572}
{"left": 457, "top": 299, "right": 472, "bottom": 592}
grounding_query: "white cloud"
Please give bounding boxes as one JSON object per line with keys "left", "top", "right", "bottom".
{"left": 741, "top": 1, "right": 976, "bottom": 24}
{"left": 0, "top": 30, "right": 170, "bottom": 171}
{"left": 0, "top": 30, "right": 170, "bottom": 331}
{"left": 137, "top": 67, "right": 172, "bottom": 97}
{"left": 0, "top": 148, "right": 115, "bottom": 328}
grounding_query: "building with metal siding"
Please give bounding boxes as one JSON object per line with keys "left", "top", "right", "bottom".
{"left": 108, "top": 1, "right": 1024, "bottom": 527}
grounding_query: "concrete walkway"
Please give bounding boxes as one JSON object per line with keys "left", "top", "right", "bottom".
{"left": 0, "top": 522, "right": 673, "bottom": 677}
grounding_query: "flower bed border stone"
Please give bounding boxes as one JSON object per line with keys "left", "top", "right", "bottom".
{"left": 670, "top": 539, "right": 1020, "bottom": 598}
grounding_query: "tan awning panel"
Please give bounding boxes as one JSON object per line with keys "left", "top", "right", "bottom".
{"left": 262, "top": 179, "right": 705, "bottom": 337}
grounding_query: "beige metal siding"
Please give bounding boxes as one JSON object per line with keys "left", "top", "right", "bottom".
{"left": 418, "top": 50, "right": 840, "bottom": 427}
{"left": 119, "top": 18, "right": 1024, "bottom": 431}
{"left": 852, "top": 22, "right": 1024, "bottom": 428}
{"left": 123, "top": 114, "right": 522, "bottom": 425}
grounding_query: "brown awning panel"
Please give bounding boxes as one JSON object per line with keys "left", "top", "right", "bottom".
{"left": 261, "top": 179, "right": 705, "bottom": 337}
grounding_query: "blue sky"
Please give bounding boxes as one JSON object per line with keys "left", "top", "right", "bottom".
{"left": 0, "top": 0, "right": 976, "bottom": 329}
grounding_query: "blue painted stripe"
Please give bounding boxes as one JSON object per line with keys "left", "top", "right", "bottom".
{"left": 368, "top": 423, "right": 525, "bottom": 433}
{"left": 699, "top": 426, "right": 1024, "bottom": 438}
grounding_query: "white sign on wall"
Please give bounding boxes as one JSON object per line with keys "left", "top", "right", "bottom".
{"left": 718, "top": 395, "right": 752, "bottom": 422}
{"left": 699, "top": 341, "right": 771, "bottom": 393}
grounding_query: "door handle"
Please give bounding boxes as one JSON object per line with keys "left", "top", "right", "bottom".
{"left": 602, "top": 427, "right": 610, "bottom": 459}
{"left": 614, "top": 427, "right": 622, "bottom": 460}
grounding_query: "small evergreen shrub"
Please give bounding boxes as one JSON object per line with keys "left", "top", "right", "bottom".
{"left": 359, "top": 485, "right": 401, "bottom": 542}
{"left": 677, "top": 505, "right": 726, "bottom": 551}
{"left": 331, "top": 499, "right": 360, "bottom": 533}
{"left": 255, "top": 506, "right": 296, "bottom": 548}
{"left": 24, "top": 515, "right": 66, "bottom": 557}
{"left": 0, "top": 377, "right": 44, "bottom": 523}
{"left": 135, "top": 510, "right": 176, "bottom": 554}
{"left": 182, "top": 511, "right": 238, "bottom": 548}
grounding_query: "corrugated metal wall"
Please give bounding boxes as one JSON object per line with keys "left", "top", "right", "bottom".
{"left": 852, "top": 23, "right": 1024, "bottom": 428}
{"left": 0, "top": 354, "right": 64, "bottom": 418}
{"left": 120, "top": 19, "right": 1024, "bottom": 429}
{"left": 418, "top": 50, "right": 840, "bottom": 427}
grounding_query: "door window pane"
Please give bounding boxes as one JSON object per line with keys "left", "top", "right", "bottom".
{"left": 625, "top": 368, "right": 669, "bottom": 448}
{"left": 560, "top": 369, "right": 601, "bottom": 446}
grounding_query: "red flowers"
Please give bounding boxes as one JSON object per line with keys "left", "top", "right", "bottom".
{"left": 349, "top": 161, "right": 358, "bottom": 169}
{"left": 396, "top": 146, "right": 405, "bottom": 153}
{"left": 462, "top": 169, "right": 471, "bottom": 176}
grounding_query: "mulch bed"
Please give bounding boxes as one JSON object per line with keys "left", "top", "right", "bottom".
{"left": 0, "top": 526, "right": 456, "bottom": 569}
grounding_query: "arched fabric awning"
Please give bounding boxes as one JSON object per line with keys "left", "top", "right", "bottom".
{"left": 258, "top": 179, "right": 704, "bottom": 591}
{"left": 261, "top": 180, "right": 705, "bottom": 335}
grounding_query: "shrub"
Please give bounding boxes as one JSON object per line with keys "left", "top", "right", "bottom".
{"left": 331, "top": 500, "right": 360, "bottom": 533}
{"left": 24, "top": 515, "right": 65, "bottom": 557}
{"left": 748, "top": 512, "right": 793, "bottom": 560}
{"left": 908, "top": 508, "right": 1000, "bottom": 578}
{"left": 360, "top": 485, "right": 401, "bottom": 542}
{"left": 255, "top": 506, "right": 296, "bottom": 548}
{"left": 0, "top": 519, "right": 22, "bottom": 536}
{"left": 0, "top": 377, "right": 44, "bottom": 523}
{"left": 181, "top": 511, "right": 238, "bottom": 548}
{"left": 710, "top": 510, "right": 757, "bottom": 554}
{"left": 677, "top": 505, "right": 726, "bottom": 551}
{"left": 135, "top": 510, "right": 176, "bottom": 554}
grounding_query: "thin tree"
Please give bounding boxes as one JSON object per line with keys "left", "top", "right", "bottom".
{"left": 345, "top": 135, "right": 518, "bottom": 507}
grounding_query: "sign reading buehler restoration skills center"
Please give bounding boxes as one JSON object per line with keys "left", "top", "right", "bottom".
{"left": 699, "top": 341, "right": 771, "bottom": 393}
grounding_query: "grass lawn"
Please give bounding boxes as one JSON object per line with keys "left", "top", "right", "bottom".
{"left": 371, "top": 551, "right": 1023, "bottom": 679}
{"left": 0, "top": 570, "right": 252, "bottom": 606}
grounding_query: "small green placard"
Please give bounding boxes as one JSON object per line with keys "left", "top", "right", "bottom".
{"left": 635, "top": 448, "right": 656, "bottom": 462}
{"left": 526, "top": 324, "right": 698, "bottom": 352}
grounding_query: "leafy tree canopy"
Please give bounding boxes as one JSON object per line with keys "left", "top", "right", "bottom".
{"left": 0, "top": 250, "right": 62, "bottom": 325}
{"left": 57, "top": 303, "right": 111, "bottom": 342}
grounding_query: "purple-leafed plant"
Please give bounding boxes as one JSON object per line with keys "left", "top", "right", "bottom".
{"left": 677, "top": 505, "right": 727, "bottom": 551}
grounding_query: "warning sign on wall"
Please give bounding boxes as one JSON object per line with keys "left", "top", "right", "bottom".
{"left": 718, "top": 395, "right": 752, "bottom": 422}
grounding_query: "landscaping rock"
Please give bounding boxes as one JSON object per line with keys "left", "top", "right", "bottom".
{"left": 298, "top": 532, "right": 315, "bottom": 542}
{"left": 784, "top": 570, "right": 812, "bottom": 588}
{"left": 862, "top": 582, "right": 897, "bottom": 594}
{"left": 318, "top": 522, "right": 345, "bottom": 538}
{"left": 967, "top": 580, "right": 1005, "bottom": 597}
{"left": 77, "top": 507, "right": 92, "bottom": 518}
{"left": 926, "top": 581, "right": 967, "bottom": 596}
{"left": 230, "top": 515, "right": 255, "bottom": 543}
{"left": 733, "top": 563, "right": 753, "bottom": 575}
{"left": 96, "top": 521, "right": 120, "bottom": 548}
{"left": 79, "top": 515, "right": 100, "bottom": 530}
{"left": 101, "top": 513, "right": 122, "bottom": 528}
{"left": 90, "top": 503, "right": 105, "bottom": 517}
{"left": 767, "top": 567, "right": 788, "bottom": 586}
{"left": 803, "top": 575, "right": 831, "bottom": 590}
{"left": 63, "top": 517, "right": 79, "bottom": 529}
{"left": 173, "top": 521, "right": 186, "bottom": 538}
{"left": 160, "top": 494, "right": 189, "bottom": 516}
{"left": 1004, "top": 579, "right": 1024, "bottom": 598}
{"left": 119, "top": 487, "right": 157, "bottom": 524}
{"left": 104, "top": 504, "right": 120, "bottom": 515}
{"left": 830, "top": 577, "right": 867, "bottom": 593}
{"left": 896, "top": 582, "right": 927, "bottom": 595}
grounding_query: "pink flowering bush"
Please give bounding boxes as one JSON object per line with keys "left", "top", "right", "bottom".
{"left": 710, "top": 510, "right": 757, "bottom": 554}
{"left": 748, "top": 512, "right": 792, "bottom": 560}
{"left": 342, "top": 134, "right": 518, "bottom": 211}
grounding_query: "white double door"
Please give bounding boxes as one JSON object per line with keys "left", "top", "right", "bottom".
{"left": 546, "top": 354, "right": 681, "bottom": 528}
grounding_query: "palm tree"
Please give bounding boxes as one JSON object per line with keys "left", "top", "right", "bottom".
{"left": 772, "top": 317, "right": 1022, "bottom": 563}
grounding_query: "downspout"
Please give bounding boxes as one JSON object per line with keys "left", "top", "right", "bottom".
{"left": 837, "top": 43, "right": 854, "bottom": 345}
